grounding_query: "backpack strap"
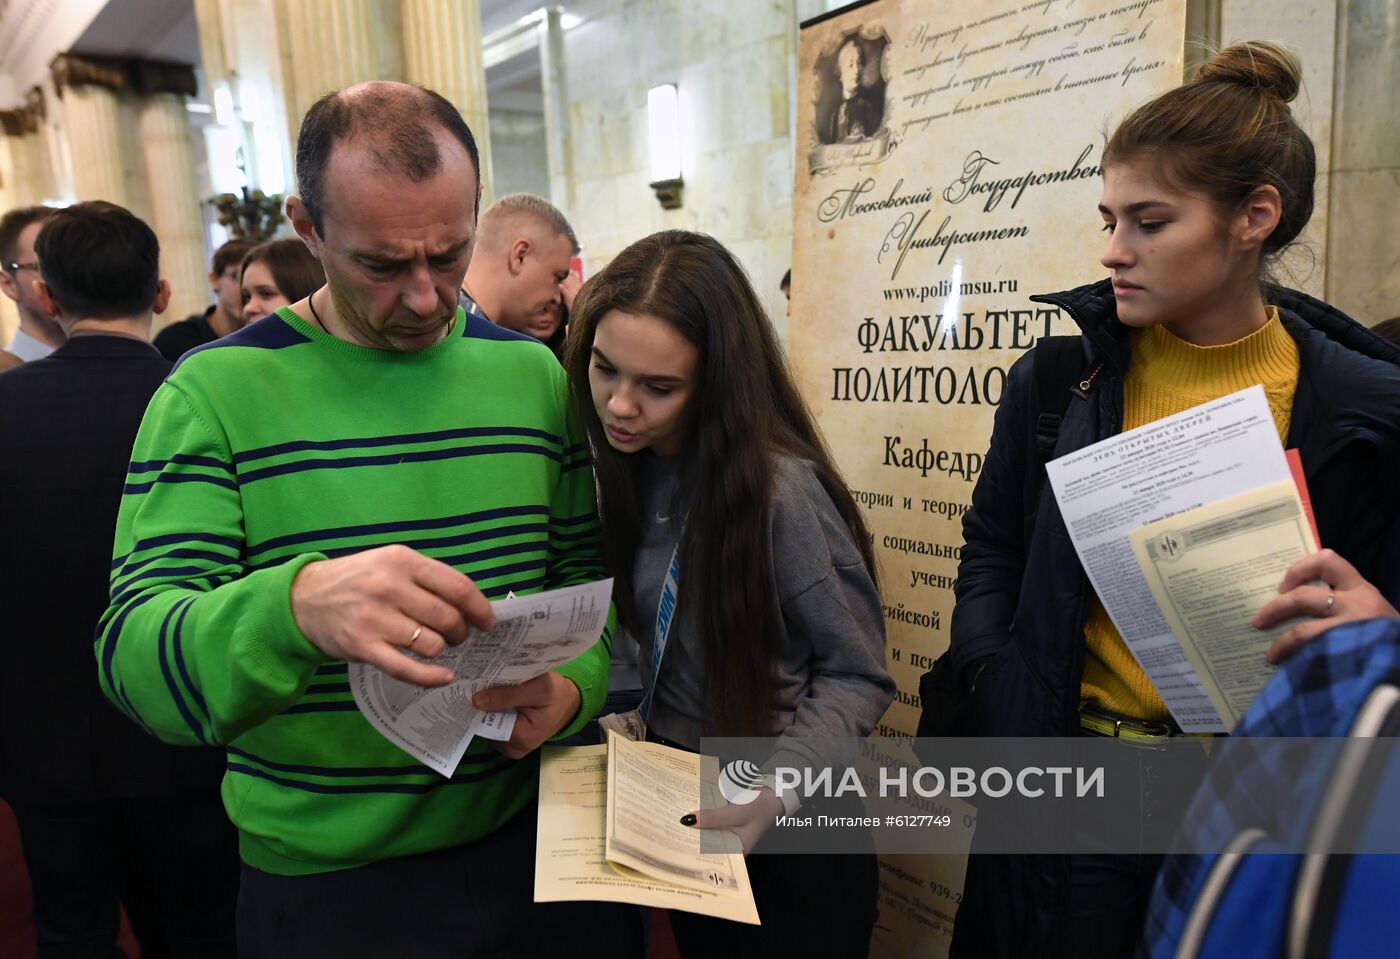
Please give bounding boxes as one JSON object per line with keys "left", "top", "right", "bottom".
{"left": 1290, "top": 683, "right": 1400, "bottom": 959}
{"left": 1032, "top": 335, "right": 1101, "bottom": 463}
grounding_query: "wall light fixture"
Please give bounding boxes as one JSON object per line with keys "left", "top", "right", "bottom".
{"left": 647, "top": 83, "right": 683, "bottom": 209}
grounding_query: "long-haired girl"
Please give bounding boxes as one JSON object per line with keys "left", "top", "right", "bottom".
{"left": 564, "top": 230, "right": 895, "bottom": 956}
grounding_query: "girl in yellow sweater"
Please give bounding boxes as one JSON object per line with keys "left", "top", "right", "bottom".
{"left": 948, "top": 41, "right": 1400, "bottom": 959}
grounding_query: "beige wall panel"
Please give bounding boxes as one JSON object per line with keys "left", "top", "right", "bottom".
{"left": 1327, "top": 0, "right": 1400, "bottom": 325}
{"left": 559, "top": 0, "right": 796, "bottom": 337}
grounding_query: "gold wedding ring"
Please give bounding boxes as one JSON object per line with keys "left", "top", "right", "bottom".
{"left": 1324, "top": 592, "right": 1336, "bottom": 613}
{"left": 407, "top": 625, "right": 423, "bottom": 649}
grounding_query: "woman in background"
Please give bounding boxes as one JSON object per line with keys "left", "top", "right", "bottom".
{"left": 240, "top": 238, "right": 325, "bottom": 323}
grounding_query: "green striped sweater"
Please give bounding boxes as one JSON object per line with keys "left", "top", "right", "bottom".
{"left": 97, "top": 305, "right": 612, "bottom": 876}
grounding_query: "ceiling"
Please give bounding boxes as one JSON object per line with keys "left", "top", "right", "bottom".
{"left": 480, "top": 0, "right": 552, "bottom": 36}
{"left": 481, "top": 0, "right": 553, "bottom": 115}
{"left": 71, "top": 0, "right": 193, "bottom": 62}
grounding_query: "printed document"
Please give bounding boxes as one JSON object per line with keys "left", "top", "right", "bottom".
{"left": 1046, "top": 386, "right": 1290, "bottom": 732}
{"left": 604, "top": 731, "right": 748, "bottom": 894}
{"left": 351, "top": 579, "right": 613, "bottom": 776}
{"left": 534, "top": 743, "right": 760, "bottom": 924}
{"left": 1130, "top": 481, "right": 1317, "bottom": 728}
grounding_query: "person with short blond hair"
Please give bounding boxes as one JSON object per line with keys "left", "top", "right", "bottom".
{"left": 460, "top": 192, "right": 579, "bottom": 357}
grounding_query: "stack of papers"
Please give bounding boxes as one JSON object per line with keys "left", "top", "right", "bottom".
{"left": 1047, "top": 386, "right": 1317, "bottom": 732}
{"left": 350, "top": 579, "right": 614, "bottom": 776}
{"left": 534, "top": 734, "right": 760, "bottom": 924}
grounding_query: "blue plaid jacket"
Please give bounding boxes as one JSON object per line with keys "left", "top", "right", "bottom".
{"left": 1140, "top": 616, "right": 1400, "bottom": 958}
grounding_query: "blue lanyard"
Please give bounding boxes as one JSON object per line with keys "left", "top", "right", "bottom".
{"left": 638, "top": 543, "right": 682, "bottom": 722}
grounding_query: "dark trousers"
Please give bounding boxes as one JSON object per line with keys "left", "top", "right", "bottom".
{"left": 1043, "top": 731, "right": 1192, "bottom": 958}
{"left": 237, "top": 801, "right": 645, "bottom": 959}
{"left": 639, "top": 730, "right": 879, "bottom": 957}
{"left": 8, "top": 793, "right": 238, "bottom": 959}
{"left": 668, "top": 846, "right": 879, "bottom": 957}
{"left": 1046, "top": 852, "right": 1163, "bottom": 959}
{"left": 667, "top": 790, "right": 879, "bottom": 959}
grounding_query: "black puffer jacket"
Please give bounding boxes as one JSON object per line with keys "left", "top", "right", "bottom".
{"left": 947, "top": 279, "right": 1400, "bottom": 958}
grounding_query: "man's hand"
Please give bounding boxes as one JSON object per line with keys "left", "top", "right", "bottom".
{"left": 472, "top": 672, "right": 582, "bottom": 759}
{"left": 559, "top": 272, "right": 582, "bottom": 312}
{"left": 1254, "top": 549, "right": 1399, "bottom": 664}
{"left": 291, "top": 544, "right": 495, "bottom": 687}
{"left": 682, "top": 789, "right": 785, "bottom": 855}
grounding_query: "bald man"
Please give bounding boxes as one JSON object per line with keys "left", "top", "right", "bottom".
{"left": 460, "top": 193, "right": 578, "bottom": 358}
{"left": 97, "top": 82, "right": 638, "bottom": 958}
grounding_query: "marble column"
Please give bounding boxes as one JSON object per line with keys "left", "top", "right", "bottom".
{"left": 50, "top": 55, "right": 210, "bottom": 323}
{"left": 193, "top": 0, "right": 231, "bottom": 95}
{"left": 22, "top": 85, "right": 56, "bottom": 204}
{"left": 140, "top": 88, "right": 211, "bottom": 325}
{"left": 57, "top": 90, "right": 128, "bottom": 207}
{"left": 0, "top": 122, "right": 20, "bottom": 345}
{"left": 188, "top": 0, "right": 298, "bottom": 199}
{"left": 539, "top": 6, "right": 573, "bottom": 210}
{"left": 1326, "top": 0, "right": 1400, "bottom": 325}
{"left": 280, "top": 0, "right": 403, "bottom": 133}
{"left": 0, "top": 118, "right": 50, "bottom": 208}
{"left": 118, "top": 95, "right": 156, "bottom": 224}
{"left": 0, "top": 91, "right": 51, "bottom": 346}
{"left": 269, "top": 0, "right": 305, "bottom": 158}
{"left": 51, "top": 54, "right": 151, "bottom": 220}
{"left": 401, "top": 0, "right": 494, "bottom": 201}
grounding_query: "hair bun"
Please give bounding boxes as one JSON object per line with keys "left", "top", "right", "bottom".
{"left": 1194, "top": 41, "right": 1302, "bottom": 103}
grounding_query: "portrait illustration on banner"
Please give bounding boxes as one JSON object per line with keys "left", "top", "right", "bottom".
{"left": 809, "top": 26, "right": 894, "bottom": 174}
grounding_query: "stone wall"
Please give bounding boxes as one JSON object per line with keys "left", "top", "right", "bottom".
{"left": 559, "top": 0, "right": 797, "bottom": 339}
{"left": 489, "top": 107, "right": 551, "bottom": 200}
{"left": 1327, "top": 0, "right": 1400, "bottom": 326}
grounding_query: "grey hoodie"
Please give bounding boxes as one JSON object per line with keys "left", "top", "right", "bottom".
{"left": 631, "top": 451, "right": 894, "bottom": 761}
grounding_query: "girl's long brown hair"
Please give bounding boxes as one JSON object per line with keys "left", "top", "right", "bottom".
{"left": 565, "top": 230, "right": 878, "bottom": 737}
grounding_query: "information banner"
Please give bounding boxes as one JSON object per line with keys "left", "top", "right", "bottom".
{"left": 791, "top": 0, "right": 1186, "bottom": 953}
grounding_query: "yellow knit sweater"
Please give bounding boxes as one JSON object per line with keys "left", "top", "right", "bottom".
{"left": 1079, "top": 308, "right": 1299, "bottom": 721}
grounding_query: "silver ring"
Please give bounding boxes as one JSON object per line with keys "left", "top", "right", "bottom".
{"left": 1324, "top": 592, "right": 1336, "bottom": 613}
{"left": 407, "top": 625, "right": 423, "bottom": 649}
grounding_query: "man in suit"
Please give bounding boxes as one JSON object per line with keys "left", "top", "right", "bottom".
{"left": 0, "top": 205, "right": 60, "bottom": 371}
{"left": 0, "top": 202, "right": 237, "bottom": 958}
